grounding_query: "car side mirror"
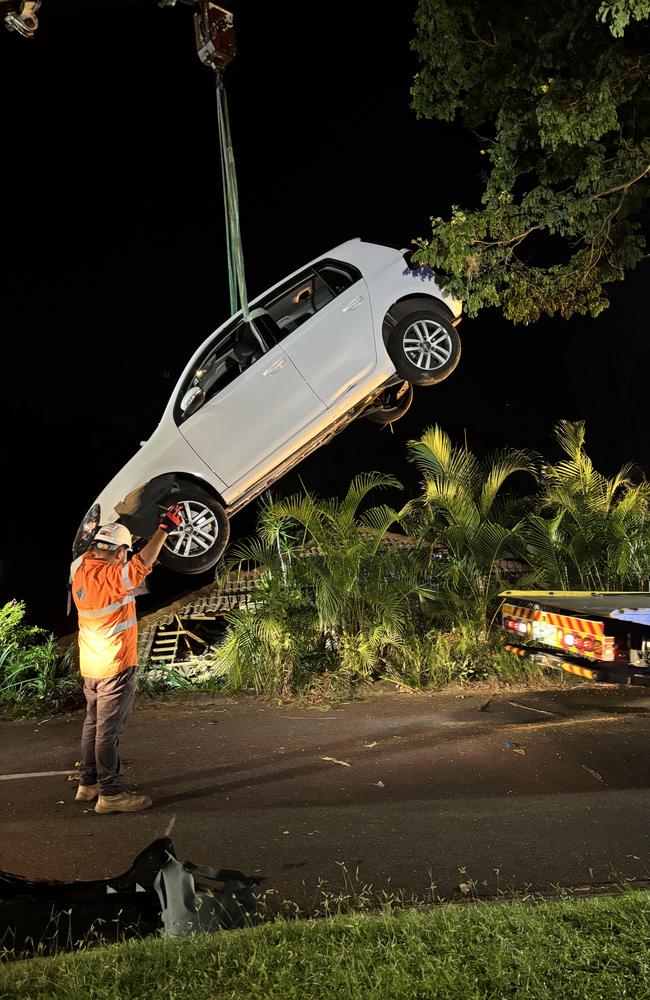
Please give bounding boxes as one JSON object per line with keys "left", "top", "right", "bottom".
{"left": 180, "top": 385, "right": 205, "bottom": 415}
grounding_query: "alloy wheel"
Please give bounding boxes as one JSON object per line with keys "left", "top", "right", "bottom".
{"left": 164, "top": 500, "right": 219, "bottom": 559}
{"left": 402, "top": 319, "right": 454, "bottom": 371}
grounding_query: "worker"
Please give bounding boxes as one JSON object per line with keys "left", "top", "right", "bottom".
{"left": 72, "top": 505, "right": 183, "bottom": 814}
{"left": 3, "top": 0, "right": 41, "bottom": 38}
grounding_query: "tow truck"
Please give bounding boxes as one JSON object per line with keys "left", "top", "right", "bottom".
{"left": 500, "top": 590, "right": 650, "bottom": 687}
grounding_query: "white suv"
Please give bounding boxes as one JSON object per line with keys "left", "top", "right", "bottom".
{"left": 73, "top": 238, "right": 462, "bottom": 574}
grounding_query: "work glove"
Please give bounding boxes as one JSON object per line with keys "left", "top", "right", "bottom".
{"left": 159, "top": 503, "right": 183, "bottom": 533}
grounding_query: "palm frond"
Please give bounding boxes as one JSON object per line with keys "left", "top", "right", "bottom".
{"left": 407, "top": 425, "right": 479, "bottom": 490}
{"left": 422, "top": 479, "right": 481, "bottom": 534}
{"left": 554, "top": 419, "right": 587, "bottom": 461}
{"left": 339, "top": 473, "right": 403, "bottom": 527}
{"left": 219, "top": 536, "right": 278, "bottom": 575}
{"left": 523, "top": 514, "right": 570, "bottom": 589}
{"left": 479, "top": 448, "right": 539, "bottom": 517}
{"left": 259, "top": 492, "right": 319, "bottom": 533}
{"left": 359, "top": 504, "right": 405, "bottom": 549}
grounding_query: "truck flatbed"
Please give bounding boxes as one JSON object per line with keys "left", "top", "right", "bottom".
{"left": 499, "top": 591, "right": 650, "bottom": 686}
{"left": 501, "top": 591, "right": 650, "bottom": 625}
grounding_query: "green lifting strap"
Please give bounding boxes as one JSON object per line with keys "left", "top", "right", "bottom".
{"left": 215, "top": 75, "right": 251, "bottom": 322}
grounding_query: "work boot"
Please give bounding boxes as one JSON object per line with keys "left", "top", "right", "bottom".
{"left": 95, "top": 790, "right": 153, "bottom": 814}
{"left": 75, "top": 782, "right": 99, "bottom": 802}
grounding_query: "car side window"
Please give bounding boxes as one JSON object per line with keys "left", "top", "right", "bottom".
{"left": 176, "top": 322, "right": 266, "bottom": 422}
{"left": 316, "top": 262, "right": 359, "bottom": 296}
{"left": 261, "top": 259, "right": 362, "bottom": 341}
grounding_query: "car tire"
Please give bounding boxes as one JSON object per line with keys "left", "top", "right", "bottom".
{"left": 388, "top": 306, "right": 461, "bottom": 386}
{"left": 364, "top": 380, "right": 414, "bottom": 425}
{"left": 157, "top": 484, "right": 230, "bottom": 575}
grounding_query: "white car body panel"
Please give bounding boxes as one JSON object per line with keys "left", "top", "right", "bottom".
{"left": 79, "top": 239, "right": 462, "bottom": 554}
{"left": 93, "top": 421, "right": 226, "bottom": 524}
{"left": 277, "top": 275, "right": 376, "bottom": 408}
{"left": 179, "top": 341, "right": 325, "bottom": 488}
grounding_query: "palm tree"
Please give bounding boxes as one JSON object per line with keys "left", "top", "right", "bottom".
{"left": 211, "top": 498, "right": 324, "bottom": 697}
{"left": 213, "top": 474, "right": 432, "bottom": 694}
{"left": 528, "top": 420, "right": 650, "bottom": 591}
{"left": 406, "top": 425, "right": 540, "bottom": 631}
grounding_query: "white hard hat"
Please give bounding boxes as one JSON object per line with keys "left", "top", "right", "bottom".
{"left": 93, "top": 523, "right": 132, "bottom": 549}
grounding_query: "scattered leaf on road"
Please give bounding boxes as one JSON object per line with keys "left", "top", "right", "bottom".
{"left": 376, "top": 781, "right": 385, "bottom": 788}
{"left": 581, "top": 765, "right": 604, "bottom": 782}
{"left": 512, "top": 747, "right": 526, "bottom": 756}
{"left": 321, "top": 756, "right": 351, "bottom": 767}
{"left": 364, "top": 741, "right": 378, "bottom": 749}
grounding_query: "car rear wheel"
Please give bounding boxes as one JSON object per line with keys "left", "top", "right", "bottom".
{"left": 364, "top": 380, "right": 414, "bottom": 425}
{"left": 388, "top": 306, "right": 461, "bottom": 386}
{"left": 157, "top": 484, "right": 230, "bottom": 575}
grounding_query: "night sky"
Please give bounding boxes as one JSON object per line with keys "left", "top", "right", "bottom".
{"left": 1, "top": 0, "right": 648, "bottom": 636}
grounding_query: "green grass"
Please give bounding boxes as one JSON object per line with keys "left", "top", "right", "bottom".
{"left": 2, "top": 895, "right": 650, "bottom": 1000}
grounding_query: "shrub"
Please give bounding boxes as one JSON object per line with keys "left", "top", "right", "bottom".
{"left": 0, "top": 600, "right": 79, "bottom": 709}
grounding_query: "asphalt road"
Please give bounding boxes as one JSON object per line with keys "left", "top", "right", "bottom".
{"left": 1, "top": 684, "right": 649, "bottom": 909}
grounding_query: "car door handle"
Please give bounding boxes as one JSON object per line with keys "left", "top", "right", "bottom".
{"left": 342, "top": 295, "right": 364, "bottom": 312}
{"left": 263, "top": 358, "right": 286, "bottom": 376}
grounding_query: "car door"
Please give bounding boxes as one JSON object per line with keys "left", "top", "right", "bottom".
{"left": 178, "top": 329, "right": 325, "bottom": 488}
{"left": 262, "top": 261, "right": 378, "bottom": 408}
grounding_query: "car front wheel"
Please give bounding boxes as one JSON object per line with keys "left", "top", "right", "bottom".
{"left": 157, "top": 485, "right": 230, "bottom": 575}
{"left": 388, "top": 306, "right": 461, "bottom": 386}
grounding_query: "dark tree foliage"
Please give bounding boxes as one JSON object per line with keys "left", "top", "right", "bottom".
{"left": 410, "top": 0, "right": 650, "bottom": 322}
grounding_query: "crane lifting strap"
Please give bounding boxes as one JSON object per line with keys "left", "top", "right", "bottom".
{"left": 214, "top": 74, "right": 251, "bottom": 322}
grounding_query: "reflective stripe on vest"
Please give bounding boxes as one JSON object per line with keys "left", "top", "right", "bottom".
{"left": 105, "top": 615, "right": 138, "bottom": 638}
{"left": 77, "top": 595, "right": 135, "bottom": 620}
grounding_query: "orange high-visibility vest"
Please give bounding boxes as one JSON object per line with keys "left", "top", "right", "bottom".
{"left": 72, "top": 554, "right": 152, "bottom": 679}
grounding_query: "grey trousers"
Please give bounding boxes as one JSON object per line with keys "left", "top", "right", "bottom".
{"left": 79, "top": 667, "right": 137, "bottom": 796}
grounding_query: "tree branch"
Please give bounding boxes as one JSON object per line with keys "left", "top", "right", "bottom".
{"left": 589, "top": 164, "right": 650, "bottom": 202}
{"left": 474, "top": 224, "right": 543, "bottom": 249}
{"left": 468, "top": 19, "right": 497, "bottom": 47}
